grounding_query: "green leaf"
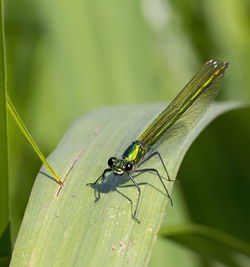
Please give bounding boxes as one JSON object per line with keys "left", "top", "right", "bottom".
{"left": 0, "top": 0, "right": 9, "bottom": 240}
{"left": 159, "top": 224, "right": 250, "bottom": 266}
{"left": 11, "top": 102, "right": 241, "bottom": 266}
{"left": 7, "top": 95, "right": 63, "bottom": 186}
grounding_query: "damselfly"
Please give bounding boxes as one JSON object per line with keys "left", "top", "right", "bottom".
{"left": 87, "top": 59, "right": 228, "bottom": 223}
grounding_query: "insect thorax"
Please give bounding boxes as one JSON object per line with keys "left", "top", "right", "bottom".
{"left": 122, "top": 140, "right": 147, "bottom": 165}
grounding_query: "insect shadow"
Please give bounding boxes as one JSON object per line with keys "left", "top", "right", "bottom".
{"left": 87, "top": 171, "right": 171, "bottom": 223}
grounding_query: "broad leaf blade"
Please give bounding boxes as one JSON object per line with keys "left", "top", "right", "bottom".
{"left": 11, "top": 102, "right": 240, "bottom": 266}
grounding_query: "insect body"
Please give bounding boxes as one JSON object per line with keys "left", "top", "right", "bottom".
{"left": 87, "top": 59, "right": 228, "bottom": 223}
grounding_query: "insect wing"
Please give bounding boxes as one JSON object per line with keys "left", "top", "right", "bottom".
{"left": 138, "top": 59, "right": 228, "bottom": 147}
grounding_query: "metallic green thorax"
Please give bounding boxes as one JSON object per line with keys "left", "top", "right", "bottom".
{"left": 122, "top": 141, "right": 147, "bottom": 165}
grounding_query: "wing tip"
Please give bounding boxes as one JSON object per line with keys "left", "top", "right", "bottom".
{"left": 207, "top": 58, "right": 228, "bottom": 66}
{"left": 207, "top": 58, "right": 229, "bottom": 74}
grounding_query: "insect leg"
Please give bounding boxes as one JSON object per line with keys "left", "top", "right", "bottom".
{"left": 138, "top": 151, "right": 173, "bottom": 181}
{"left": 133, "top": 168, "right": 173, "bottom": 206}
{"left": 115, "top": 189, "right": 135, "bottom": 224}
{"left": 86, "top": 168, "right": 112, "bottom": 200}
{"left": 86, "top": 168, "right": 112, "bottom": 186}
{"left": 128, "top": 173, "right": 141, "bottom": 224}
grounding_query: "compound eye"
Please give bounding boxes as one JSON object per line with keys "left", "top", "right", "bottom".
{"left": 125, "top": 162, "right": 133, "bottom": 171}
{"left": 108, "top": 157, "right": 116, "bottom": 167}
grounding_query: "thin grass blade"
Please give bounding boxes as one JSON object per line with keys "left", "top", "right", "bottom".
{"left": 6, "top": 95, "right": 63, "bottom": 186}
{"left": 0, "top": 0, "right": 9, "bottom": 239}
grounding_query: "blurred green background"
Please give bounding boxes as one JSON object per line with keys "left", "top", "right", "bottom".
{"left": 2, "top": 0, "right": 250, "bottom": 265}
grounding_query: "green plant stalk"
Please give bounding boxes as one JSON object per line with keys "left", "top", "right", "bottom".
{"left": 160, "top": 224, "right": 250, "bottom": 255}
{"left": 7, "top": 95, "right": 63, "bottom": 186}
{"left": 159, "top": 223, "right": 250, "bottom": 266}
{"left": 0, "top": 0, "right": 9, "bottom": 237}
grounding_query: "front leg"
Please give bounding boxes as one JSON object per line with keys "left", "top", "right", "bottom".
{"left": 86, "top": 168, "right": 112, "bottom": 201}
